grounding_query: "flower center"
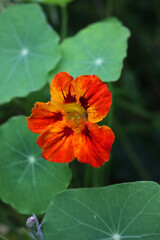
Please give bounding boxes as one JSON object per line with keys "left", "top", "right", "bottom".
{"left": 63, "top": 103, "right": 87, "bottom": 124}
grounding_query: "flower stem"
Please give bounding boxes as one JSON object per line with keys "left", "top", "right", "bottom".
{"left": 106, "top": 0, "right": 115, "bottom": 17}
{"left": 26, "top": 214, "right": 44, "bottom": 240}
{"left": 60, "top": 6, "right": 68, "bottom": 41}
{"left": 0, "top": 234, "right": 10, "bottom": 240}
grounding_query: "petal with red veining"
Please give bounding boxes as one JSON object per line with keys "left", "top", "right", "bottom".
{"left": 75, "top": 75, "right": 112, "bottom": 123}
{"left": 74, "top": 122, "right": 115, "bottom": 167}
{"left": 37, "top": 122, "right": 75, "bottom": 163}
{"left": 27, "top": 101, "right": 65, "bottom": 134}
{"left": 50, "top": 72, "right": 76, "bottom": 106}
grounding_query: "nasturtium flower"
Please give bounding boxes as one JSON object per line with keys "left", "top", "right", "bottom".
{"left": 27, "top": 72, "right": 115, "bottom": 167}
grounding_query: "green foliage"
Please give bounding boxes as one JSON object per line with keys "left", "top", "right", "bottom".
{"left": 20, "top": 0, "right": 73, "bottom": 6}
{"left": 44, "top": 181, "right": 160, "bottom": 240}
{"left": 0, "top": 1, "right": 159, "bottom": 239}
{"left": 0, "top": 4, "right": 60, "bottom": 104}
{"left": 49, "top": 18, "right": 130, "bottom": 82}
{"left": 0, "top": 116, "right": 71, "bottom": 214}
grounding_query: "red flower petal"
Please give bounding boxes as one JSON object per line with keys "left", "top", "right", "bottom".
{"left": 27, "top": 102, "right": 65, "bottom": 134}
{"left": 75, "top": 75, "right": 112, "bottom": 123}
{"left": 50, "top": 72, "right": 76, "bottom": 106}
{"left": 74, "top": 122, "right": 115, "bottom": 167}
{"left": 37, "top": 122, "right": 75, "bottom": 163}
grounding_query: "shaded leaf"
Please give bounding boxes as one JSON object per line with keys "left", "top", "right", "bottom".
{"left": 0, "top": 116, "right": 71, "bottom": 214}
{"left": 44, "top": 181, "right": 160, "bottom": 240}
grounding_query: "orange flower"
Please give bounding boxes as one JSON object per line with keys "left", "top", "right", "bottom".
{"left": 27, "top": 72, "right": 115, "bottom": 167}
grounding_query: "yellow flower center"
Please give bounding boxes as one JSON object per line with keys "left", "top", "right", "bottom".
{"left": 63, "top": 103, "right": 87, "bottom": 124}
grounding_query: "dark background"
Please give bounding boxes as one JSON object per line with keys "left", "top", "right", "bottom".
{"left": 0, "top": 0, "right": 160, "bottom": 239}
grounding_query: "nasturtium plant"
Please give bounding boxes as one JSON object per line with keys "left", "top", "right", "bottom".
{"left": 43, "top": 181, "right": 160, "bottom": 240}
{"left": 0, "top": 3, "right": 60, "bottom": 104}
{"left": 20, "top": 0, "right": 73, "bottom": 6}
{"left": 49, "top": 18, "right": 130, "bottom": 82}
{"left": 27, "top": 72, "right": 115, "bottom": 168}
{"left": 0, "top": 1, "right": 158, "bottom": 240}
{"left": 0, "top": 116, "right": 71, "bottom": 214}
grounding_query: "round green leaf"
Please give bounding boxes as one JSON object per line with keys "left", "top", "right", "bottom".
{"left": 49, "top": 18, "right": 130, "bottom": 82}
{"left": 0, "top": 4, "right": 60, "bottom": 104}
{"left": 0, "top": 116, "right": 71, "bottom": 214}
{"left": 44, "top": 181, "right": 160, "bottom": 240}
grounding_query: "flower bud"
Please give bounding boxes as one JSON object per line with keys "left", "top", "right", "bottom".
{"left": 26, "top": 216, "right": 36, "bottom": 229}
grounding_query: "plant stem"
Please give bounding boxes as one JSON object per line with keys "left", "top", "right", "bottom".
{"left": 115, "top": 120, "right": 151, "bottom": 180}
{"left": 60, "top": 6, "right": 68, "bottom": 41}
{"left": 106, "top": 0, "right": 115, "bottom": 17}
{"left": 0, "top": 234, "right": 10, "bottom": 240}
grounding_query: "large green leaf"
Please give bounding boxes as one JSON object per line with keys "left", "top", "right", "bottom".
{"left": 44, "top": 181, "right": 160, "bottom": 240}
{"left": 0, "top": 116, "right": 71, "bottom": 214}
{"left": 0, "top": 4, "right": 60, "bottom": 104}
{"left": 49, "top": 18, "right": 130, "bottom": 82}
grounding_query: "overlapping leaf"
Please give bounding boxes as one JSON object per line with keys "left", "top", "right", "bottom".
{"left": 0, "top": 116, "right": 71, "bottom": 214}
{"left": 49, "top": 18, "right": 130, "bottom": 82}
{"left": 44, "top": 181, "right": 160, "bottom": 240}
{"left": 0, "top": 4, "right": 60, "bottom": 104}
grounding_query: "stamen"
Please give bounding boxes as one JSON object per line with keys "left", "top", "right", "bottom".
{"left": 63, "top": 103, "right": 87, "bottom": 124}
{"left": 63, "top": 103, "right": 85, "bottom": 114}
